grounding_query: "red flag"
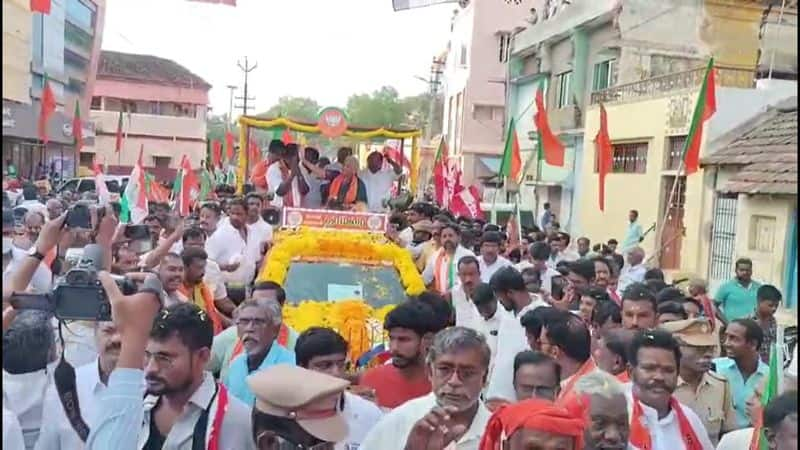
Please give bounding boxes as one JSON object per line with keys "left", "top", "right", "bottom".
{"left": 177, "top": 156, "right": 199, "bottom": 216}
{"left": 114, "top": 110, "right": 124, "bottom": 153}
{"left": 433, "top": 137, "right": 449, "bottom": 207}
{"left": 450, "top": 185, "right": 484, "bottom": 220}
{"left": 224, "top": 131, "right": 235, "bottom": 162}
{"left": 281, "top": 128, "right": 294, "bottom": 145}
{"left": 499, "top": 118, "right": 523, "bottom": 182}
{"left": 682, "top": 59, "right": 717, "bottom": 175}
{"left": 38, "top": 79, "right": 56, "bottom": 144}
{"left": 534, "top": 88, "right": 565, "bottom": 167}
{"left": 212, "top": 139, "right": 222, "bottom": 168}
{"left": 30, "top": 0, "right": 51, "bottom": 14}
{"left": 249, "top": 139, "right": 261, "bottom": 165}
{"left": 72, "top": 101, "right": 83, "bottom": 152}
{"left": 595, "top": 104, "right": 613, "bottom": 211}
{"left": 382, "top": 145, "right": 411, "bottom": 169}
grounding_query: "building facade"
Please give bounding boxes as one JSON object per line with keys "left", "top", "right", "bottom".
{"left": 440, "top": 0, "right": 534, "bottom": 187}
{"left": 572, "top": 0, "right": 796, "bottom": 286}
{"left": 2, "top": 0, "right": 105, "bottom": 181}
{"left": 83, "top": 50, "right": 211, "bottom": 181}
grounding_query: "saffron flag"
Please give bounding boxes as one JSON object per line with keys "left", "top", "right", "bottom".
{"left": 499, "top": 117, "right": 523, "bottom": 183}
{"left": 212, "top": 139, "right": 222, "bottom": 168}
{"left": 749, "top": 344, "right": 779, "bottom": 450}
{"left": 120, "top": 146, "right": 148, "bottom": 224}
{"left": 30, "top": 0, "right": 51, "bottom": 14}
{"left": 383, "top": 144, "right": 411, "bottom": 170}
{"left": 249, "top": 138, "right": 261, "bottom": 165}
{"left": 451, "top": 185, "right": 484, "bottom": 220}
{"left": 281, "top": 128, "right": 294, "bottom": 145}
{"left": 72, "top": 101, "right": 83, "bottom": 152}
{"left": 173, "top": 156, "right": 200, "bottom": 217}
{"left": 224, "top": 131, "right": 235, "bottom": 162}
{"left": 433, "top": 137, "right": 449, "bottom": 207}
{"left": 682, "top": 58, "right": 717, "bottom": 175}
{"left": 38, "top": 78, "right": 56, "bottom": 145}
{"left": 114, "top": 110, "right": 124, "bottom": 153}
{"left": 534, "top": 86, "right": 565, "bottom": 167}
{"left": 144, "top": 173, "right": 170, "bottom": 204}
{"left": 595, "top": 104, "right": 613, "bottom": 211}
{"left": 92, "top": 158, "right": 110, "bottom": 206}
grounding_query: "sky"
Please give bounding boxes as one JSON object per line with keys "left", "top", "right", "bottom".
{"left": 101, "top": 0, "right": 455, "bottom": 116}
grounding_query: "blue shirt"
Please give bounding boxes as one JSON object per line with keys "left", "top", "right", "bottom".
{"left": 622, "top": 221, "right": 643, "bottom": 251}
{"left": 713, "top": 357, "right": 769, "bottom": 428}
{"left": 714, "top": 278, "right": 762, "bottom": 321}
{"left": 224, "top": 343, "right": 296, "bottom": 405}
{"left": 85, "top": 368, "right": 147, "bottom": 450}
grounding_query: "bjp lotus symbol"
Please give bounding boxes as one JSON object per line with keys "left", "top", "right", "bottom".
{"left": 317, "top": 107, "right": 348, "bottom": 138}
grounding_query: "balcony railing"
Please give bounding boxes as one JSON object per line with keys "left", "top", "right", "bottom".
{"left": 590, "top": 66, "right": 756, "bottom": 105}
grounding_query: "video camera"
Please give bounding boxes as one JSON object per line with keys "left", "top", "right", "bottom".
{"left": 11, "top": 243, "right": 139, "bottom": 321}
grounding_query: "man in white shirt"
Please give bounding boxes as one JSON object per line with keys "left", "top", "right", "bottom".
{"left": 485, "top": 267, "right": 545, "bottom": 404}
{"left": 266, "top": 142, "right": 308, "bottom": 209}
{"left": 477, "top": 231, "right": 512, "bottom": 283}
{"left": 546, "top": 232, "right": 579, "bottom": 269}
{"left": 423, "top": 222, "right": 475, "bottom": 294}
{"left": 35, "top": 322, "right": 121, "bottom": 450}
{"left": 294, "top": 327, "right": 382, "bottom": 449}
{"left": 470, "top": 283, "right": 512, "bottom": 367}
{"left": 625, "top": 329, "right": 714, "bottom": 450}
{"left": 2, "top": 310, "right": 57, "bottom": 450}
{"left": 617, "top": 246, "right": 647, "bottom": 297}
{"left": 359, "top": 150, "right": 402, "bottom": 213}
{"left": 244, "top": 193, "right": 273, "bottom": 263}
{"left": 16, "top": 184, "right": 47, "bottom": 218}
{"left": 3, "top": 404, "right": 25, "bottom": 450}
{"left": 205, "top": 199, "right": 258, "bottom": 286}
{"left": 362, "top": 327, "right": 492, "bottom": 450}
{"left": 516, "top": 241, "right": 561, "bottom": 295}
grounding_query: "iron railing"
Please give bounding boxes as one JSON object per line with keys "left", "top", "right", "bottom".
{"left": 590, "top": 66, "right": 756, "bottom": 105}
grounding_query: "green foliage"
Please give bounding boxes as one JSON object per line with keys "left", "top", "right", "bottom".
{"left": 259, "top": 96, "right": 321, "bottom": 122}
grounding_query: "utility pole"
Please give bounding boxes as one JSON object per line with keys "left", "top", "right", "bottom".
{"left": 226, "top": 85, "right": 237, "bottom": 130}
{"left": 426, "top": 56, "right": 444, "bottom": 141}
{"left": 234, "top": 57, "right": 258, "bottom": 116}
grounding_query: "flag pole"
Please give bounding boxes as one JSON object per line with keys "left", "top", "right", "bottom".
{"left": 515, "top": 190, "right": 523, "bottom": 244}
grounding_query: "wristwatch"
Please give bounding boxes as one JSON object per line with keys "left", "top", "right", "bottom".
{"left": 27, "top": 246, "right": 45, "bottom": 261}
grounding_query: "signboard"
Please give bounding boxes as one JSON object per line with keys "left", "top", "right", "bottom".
{"left": 317, "top": 107, "right": 348, "bottom": 138}
{"left": 281, "top": 208, "right": 388, "bottom": 233}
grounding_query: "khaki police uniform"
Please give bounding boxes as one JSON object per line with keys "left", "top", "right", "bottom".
{"left": 662, "top": 319, "right": 739, "bottom": 446}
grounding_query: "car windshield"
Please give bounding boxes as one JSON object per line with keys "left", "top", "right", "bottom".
{"left": 284, "top": 261, "right": 407, "bottom": 308}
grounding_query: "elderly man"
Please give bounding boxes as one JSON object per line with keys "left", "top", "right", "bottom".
{"left": 362, "top": 327, "right": 492, "bottom": 450}
{"left": 44, "top": 199, "right": 63, "bottom": 221}
{"left": 326, "top": 155, "right": 368, "bottom": 210}
{"left": 224, "top": 299, "right": 296, "bottom": 405}
{"left": 35, "top": 322, "right": 120, "bottom": 450}
{"left": 479, "top": 398, "right": 585, "bottom": 450}
{"left": 563, "top": 371, "right": 630, "bottom": 450}
{"left": 617, "top": 246, "right": 647, "bottom": 296}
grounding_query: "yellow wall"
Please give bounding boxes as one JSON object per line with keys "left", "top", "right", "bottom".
{"left": 579, "top": 91, "right": 711, "bottom": 276}
{"left": 701, "top": 1, "right": 765, "bottom": 70}
{"left": 2, "top": 0, "right": 32, "bottom": 103}
{"left": 735, "top": 195, "right": 796, "bottom": 288}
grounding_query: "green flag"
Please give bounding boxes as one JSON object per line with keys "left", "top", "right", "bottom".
{"left": 750, "top": 344, "right": 780, "bottom": 450}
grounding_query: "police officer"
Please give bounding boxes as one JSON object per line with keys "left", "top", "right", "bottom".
{"left": 662, "top": 318, "right": 738, "bottom": 446}
{"left": 247, "top": 364, "right": 350, "bottom": 449}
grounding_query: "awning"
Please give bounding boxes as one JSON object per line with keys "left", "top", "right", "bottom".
{"left": 479, "top": 157, "right": 502, "bottom": 174}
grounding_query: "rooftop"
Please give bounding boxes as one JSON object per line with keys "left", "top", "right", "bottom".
{"left": 98, "top": 50, "right": 211, "bottom": 90}
{"left": 702, "top": 97, "right": 797, "bottom": 195}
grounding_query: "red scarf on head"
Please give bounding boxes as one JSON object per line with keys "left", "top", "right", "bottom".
{"left": 230, "top": 323, "right": 290, "bottom": 364}
{"left": 629, "top": 395, "right": 703, "bottom": 450}
{"left": 480, "top": 398, "right": 585, "bottom": 450}
{"left": 328, "top": 174, "right": 358, "bottom": 205}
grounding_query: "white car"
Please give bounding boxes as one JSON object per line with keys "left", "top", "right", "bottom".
{"left": 57, "top": 176, "right": 129, "bottom": 194}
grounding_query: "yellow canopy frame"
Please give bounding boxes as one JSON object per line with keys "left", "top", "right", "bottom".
{"left": 236, "top": 116, "right": 421, "bottom": 195}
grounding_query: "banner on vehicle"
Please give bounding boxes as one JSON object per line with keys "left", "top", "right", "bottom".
{"left": 282, "top": 208, "right": 388, "bottom": 233}
{"left": 392, "top": 0, "right": 457, "bottom": 11}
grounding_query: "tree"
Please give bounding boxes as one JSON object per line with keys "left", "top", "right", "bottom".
{"left": 206, "top": 114, "right": 237, "bottom": 144}
{"left": 346, "top": 86, "right": 407, "bottom": 129}
{"left": 259, "top": 96, "right": 321, "bottom": 122}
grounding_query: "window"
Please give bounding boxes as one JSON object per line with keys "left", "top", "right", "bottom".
{"left": 749, "top": 215, "right": 776, "bottom": 252}
{"left": 66, "top": 0, "right": 96, "bottom": 32}
{"left": 122, "top": 100, "right": 137, "bottom": 114}
{"left": 592, "top": 59, "right": 616, "bottom": 91}
{"left": 79, "top": 152, "right": 94, "bottom": 167}
{"left": 473, "top": 105, "right": 493, "bottom": 120}
{"left": 612, "top": 142, "right": 648, "bottom": 173}
{"left": 77, "top": 179, "right": 96, "bottom": 193}
{"left": 153, "top": 156, "right": 171, "bottom": 169}
{"left": 665, "top": 135, "right": 687, "bottom": 170}
{"left": 459, "top": 45, "right": 468, "bottom": 66}
{"left": 498, "top": 33, "right": 512, "bottom": 63}
{"left": 90, "top": 96, "right": 101, "bottom": 110}
{"left": 556, "top": 71, "right": 573, "bottom": 108}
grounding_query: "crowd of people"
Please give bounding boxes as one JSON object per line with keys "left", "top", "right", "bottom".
{"left": 1, "top": 140, "right": 798, "bottom": 450}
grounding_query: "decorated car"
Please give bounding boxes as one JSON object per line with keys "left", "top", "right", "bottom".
{"left": 256, "top": 207, "right": 425, "bottom": 365}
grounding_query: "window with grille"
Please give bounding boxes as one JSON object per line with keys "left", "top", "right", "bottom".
{"left": 592, "top": 59, "right": 616, "bottom": 91}
{"left": 153, "top": 156, "right": 171, "bottom": 169}
{"left": 556, "top": 71, "right": 573, "bottom": 108}
{"left": 665, "top": 135, "right": 687, "bottom": 170}
{"left": 612, "top": 142, "right": 648, "bottom": 173}
{"left": 498, "top": 33, "right": 512, "bottom": 63}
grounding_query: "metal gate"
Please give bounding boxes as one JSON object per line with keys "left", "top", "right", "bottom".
{"left": 708, "top": 194, "right": 738, "bottom": 289}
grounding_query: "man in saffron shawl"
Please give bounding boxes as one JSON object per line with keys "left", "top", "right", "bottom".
{"left": 326, "top": 156, "right": 367, "bottom": 211}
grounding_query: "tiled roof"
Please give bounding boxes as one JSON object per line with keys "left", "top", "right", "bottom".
{"left": 98, "top": 50, "right": 211, "bottom": 90}
{"left": 701, "top": 97, "right": 797, "bottom": 195}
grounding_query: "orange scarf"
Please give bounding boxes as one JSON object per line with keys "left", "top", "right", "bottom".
{"left": 178, "top": 282, "right": 224, "bottom": 335}
{"left": 328, "top": 174, "right": 358, "bottom": 205}
{"left": 556, "top": 359, "right": 597, "bottom": 404}
{"left": 616, "top": 371, "right": 630, "bottom": 383}
{"left": 230, "top": 323, "right": 290, "bottom": 364}
{"left": 480, "top": 398, "right": 584, "bottom": 450}
{"left": 433, "top": 250, "right": 455, "bottom": 293}
{"left": 629, "top": 395, "right": 703, "bottom": 450}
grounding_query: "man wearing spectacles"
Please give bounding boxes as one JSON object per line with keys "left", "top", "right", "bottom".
{"left": 512, "top": 350, "right": 561, "bottom": 402}
{"left": 224, "top": 299, "right": 296, "bottom": 405}
{"left": 362, "top": 327, "right": 492, "bottom": 450}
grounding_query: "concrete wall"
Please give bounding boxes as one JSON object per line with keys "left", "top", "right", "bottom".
{"left": 94, "top": 79, "right": 210, "bottom": 105}
{"left": 735, "top": 194, "right": 797, "bottom": 288}
{"left": 2, "top": 0, "right": 32, "bottom": 104}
